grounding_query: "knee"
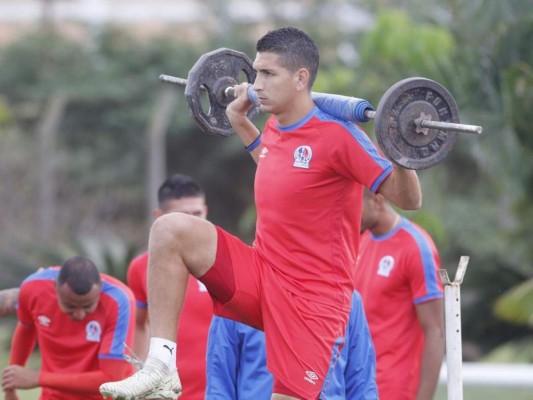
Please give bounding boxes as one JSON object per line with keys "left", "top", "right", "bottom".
{"left": 149, "top": 213, "right": 193, "bottom": 247}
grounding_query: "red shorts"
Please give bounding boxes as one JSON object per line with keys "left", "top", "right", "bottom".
{"left": 199, "top": 227, "right": 348, "bottom": 399}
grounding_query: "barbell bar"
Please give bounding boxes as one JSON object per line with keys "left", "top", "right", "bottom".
{"left": 159, "top": 73, "right": 482, "bottom": 136}
{"left": 159, "top": 47, "right": 483, "bottom": 169}
{"left": 159, "top": 73, "right": 374, "bottom": 126}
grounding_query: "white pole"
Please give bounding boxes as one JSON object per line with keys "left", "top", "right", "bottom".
{"left": 439, "top": 256, "right": 469, "bottom": 400}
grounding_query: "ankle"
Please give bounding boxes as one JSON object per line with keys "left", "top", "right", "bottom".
{"left": 147, "top": 337, "right": 177, "bottom": 371}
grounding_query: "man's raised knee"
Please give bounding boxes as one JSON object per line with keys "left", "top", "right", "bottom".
{"left": 150, "top": 212, "right": 194, "bottom": 247}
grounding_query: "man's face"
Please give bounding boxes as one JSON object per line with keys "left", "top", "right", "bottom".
{"left": 56, "top": 282, "right": 101, "bottom": 321}
{"left": 252, "top": 52, "right": 299, "bottom": 115}
{"left": 159, "top": 196, "right": 208, "bottom": 220}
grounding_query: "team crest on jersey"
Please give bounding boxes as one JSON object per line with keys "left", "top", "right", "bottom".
{"left": 37, "top": 315, "right": 51, "bottom": 327}
{"left": 293, "top": 145, "right": 313, "bottom": 169}
{"left": 377, "top": 255, "right": 395, "bottom": 277}
{"left": 86, "top": 320, "right": 102, "bottom": 342}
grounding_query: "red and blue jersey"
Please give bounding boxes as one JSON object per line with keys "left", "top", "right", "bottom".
{"left": 17, "top": 267, "right": 135, "bottom": 400}
{"left": 127, "top": 252, "right": 213, "bottom": 399}
{"left": 353, "top": 217, "right": 443, "bottom": 400}
{"left": 254, "top": 108, "right": 393, "bottom": 311}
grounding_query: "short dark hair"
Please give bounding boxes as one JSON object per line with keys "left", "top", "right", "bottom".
{"left": 57, "top": 256, "right": 101, "bottom": 295}
{"left": 256, "top": 27, "right": 319, "bottom": 88}
{"left": 157, "top": 173, "right": 205, "bottom": 207}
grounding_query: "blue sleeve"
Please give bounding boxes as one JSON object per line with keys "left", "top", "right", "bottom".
{"left": 343, "top": 291, "right": 378, "bottom": 400}
{"left": 205, "top": 316, "right": 239, "bottom": 399}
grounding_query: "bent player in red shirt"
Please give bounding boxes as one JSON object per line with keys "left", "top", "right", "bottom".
{"left": 1, "top": 256, "right": 136, "bottom": 400}
{"left": 101, "top": 27, "right": 421, "bottom": 400}
{"left": 127, "top": 173, "right": 213, "bottom": 399}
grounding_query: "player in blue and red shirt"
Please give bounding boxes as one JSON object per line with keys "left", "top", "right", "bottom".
{"left": 101, "top": 27, "right": 422, "bottom": 400}
{"left": 353, "top": 190, "right": 444, "bottom": 400}
{"left": 1, "top": 257, "right": 135, "bottom": 400}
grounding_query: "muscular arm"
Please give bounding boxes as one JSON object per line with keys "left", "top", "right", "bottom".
{"left": 0, "top": 288, "right": 19, "bottom": 317}
{"left": 415, "top": 298, "right": 445, "bottom": 400}
{"left": 378, "top": 164, "right": 422, "bottom": 210}
{"left": 226, "top": 83, "right": 262, "bottom": 164}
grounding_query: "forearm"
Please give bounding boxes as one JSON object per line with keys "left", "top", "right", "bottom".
{"left": 379, "top": 165, "right": 421, "bottom": 209}
{"left": 39, "top": 360, "right": 132, "bottom": 394}
{"left": 416, "top": 332, "right": 445, "bottom": 400}
{"left": 9, "top": 323, "right": 36, "bottom": 365}
{"left": 228, "top": 113, "right": 262, "bottom": 163}
{"left": 3, "top": 389, "right": 19, "bottom": 400}
{"left": 225, "top": 83, "right": 262, "bottom": 164}
{"left": 39, "top": 371, "right": 111, "bottom": 394}
{"left": 0, "top": 288, "right": 19, "bottom": 317}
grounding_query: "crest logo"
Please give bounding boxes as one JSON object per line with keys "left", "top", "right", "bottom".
{"left": 293, "top": 146, "right": 312, "bottom": 169}
{"left": 377, "top": 255, "right": 395, "bottom": 277}
{"left": 259, "top": 147, "right": 269, "bottom": 158}
{"left": 37, "top": 315, "right": 51, "bottom": 327}
{"left": 86, "top": 320, "right": 102, "bottom": 342}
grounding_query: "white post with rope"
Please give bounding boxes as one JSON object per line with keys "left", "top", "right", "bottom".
{"left": 439, "top": 255, "right": 469, "bottom": 400}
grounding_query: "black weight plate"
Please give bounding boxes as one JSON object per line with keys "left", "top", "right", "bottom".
{"left": 184, "top": 48, "right": 259, "bottom": 137}
{"left": 375, "top": 77, "right": 459, "bottom": 169}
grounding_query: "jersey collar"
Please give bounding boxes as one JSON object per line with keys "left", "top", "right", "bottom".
{"left": 276, "top": 106, "right": 317, "bottom": 132}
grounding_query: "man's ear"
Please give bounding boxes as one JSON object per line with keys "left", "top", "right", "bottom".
{"left": 152, "top": 209, "right": 164, "bottom": 219}
{"left": 295, "top": 68, "right": 310, "bottom": 91}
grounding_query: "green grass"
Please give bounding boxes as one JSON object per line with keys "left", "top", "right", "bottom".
{"left": 435, "top": 385, "right": 533, "bottom": 400}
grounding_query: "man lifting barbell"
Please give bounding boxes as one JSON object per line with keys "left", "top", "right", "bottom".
{"left": 159, "top": 49, "right": 481, "bottom": 170}
{"left": 100, "top": 26, "right": 478, "bottom": 400}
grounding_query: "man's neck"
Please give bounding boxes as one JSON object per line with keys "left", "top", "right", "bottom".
{"left": 371, "top": 211, "right": 401, "bottom": 236}
{"left": 276, "top": 95, "right": 315, "bottom": 127}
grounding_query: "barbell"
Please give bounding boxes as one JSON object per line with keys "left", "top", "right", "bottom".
{"left": 159, "top": 48, "right": 482, "bottom": 169}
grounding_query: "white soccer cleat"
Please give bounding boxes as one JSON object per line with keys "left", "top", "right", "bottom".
{"left": 99, "top": 357, "right": 182, "bottom": 400}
